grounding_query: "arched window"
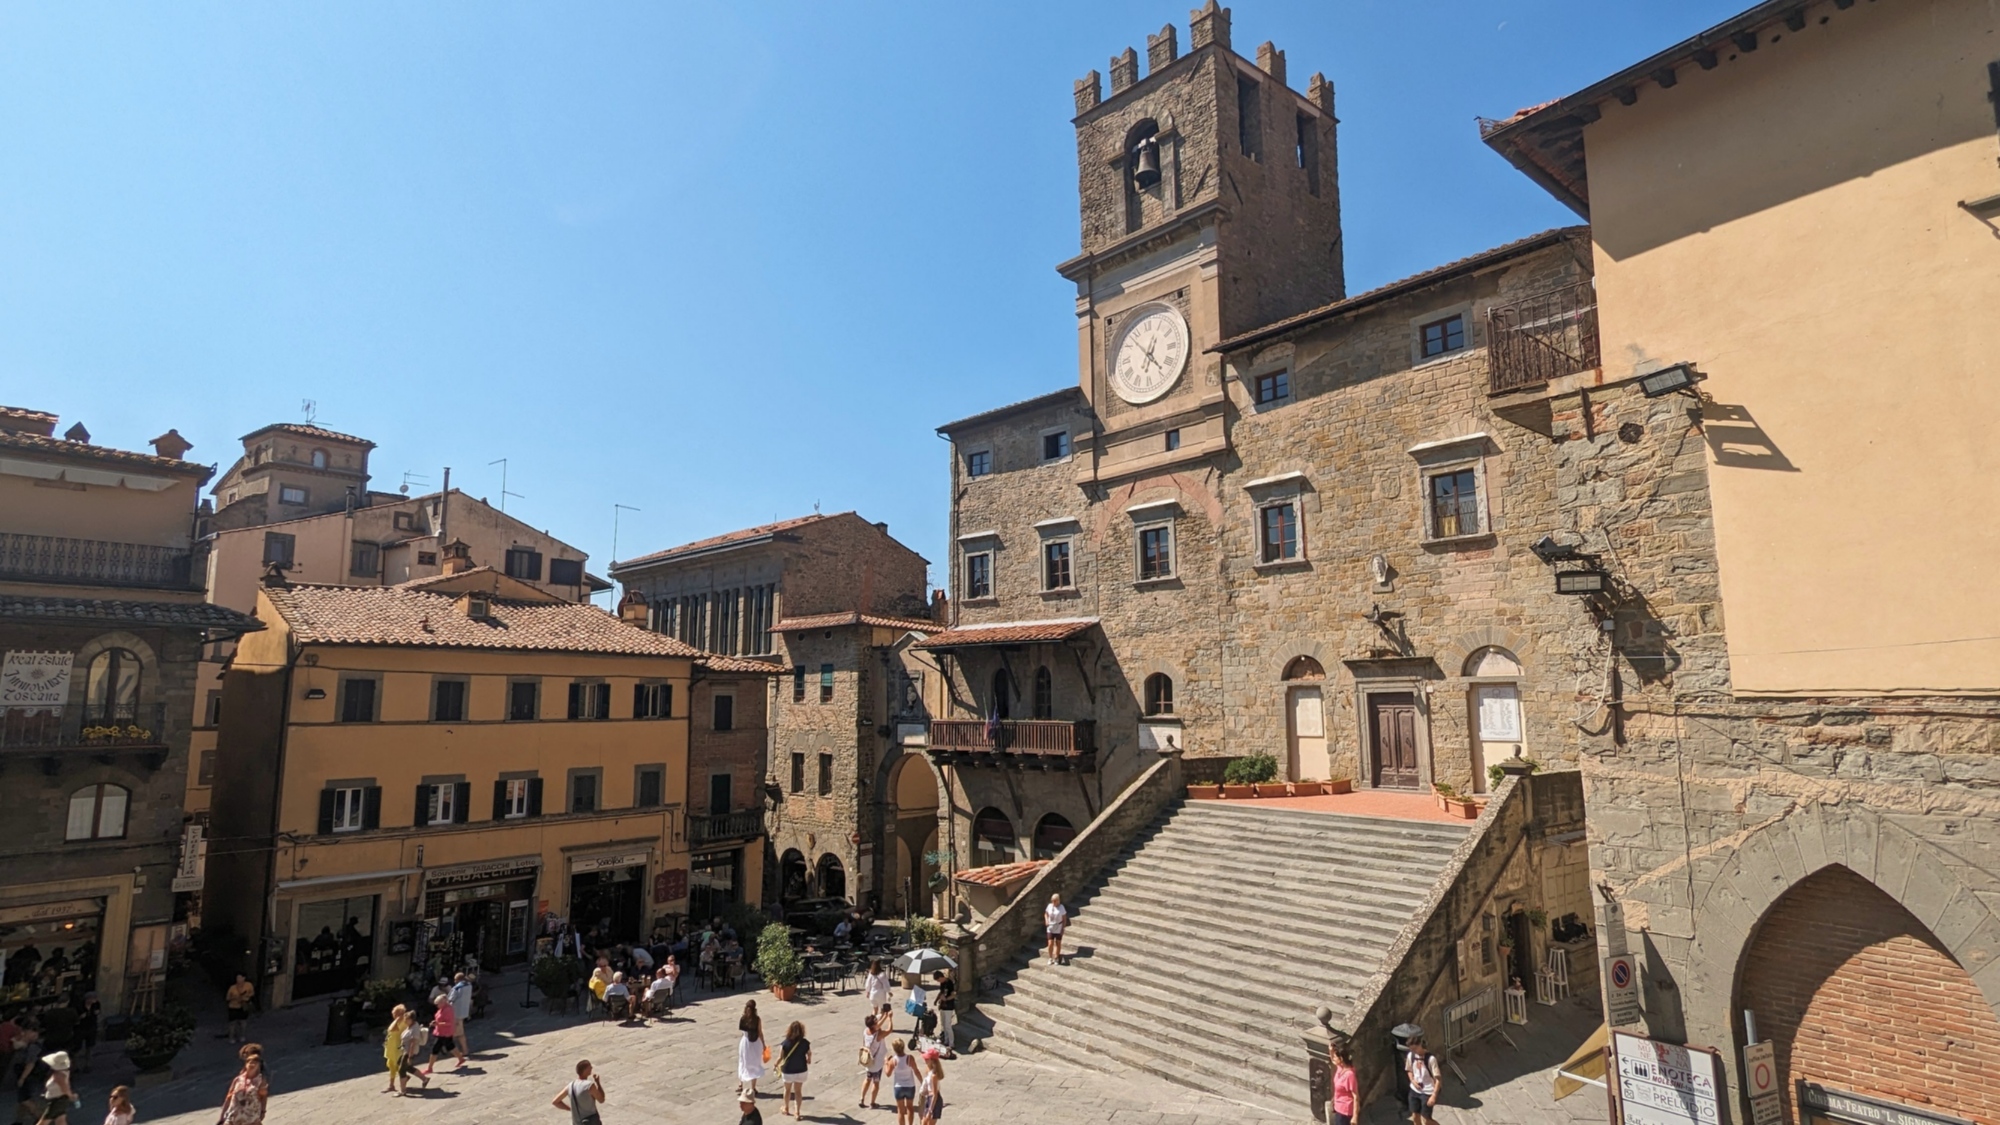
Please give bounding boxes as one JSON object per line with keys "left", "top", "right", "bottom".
{"left": 311, "top": 449, "right": 328, "bottom": 469}
{"left": 86, "top": 649, "right": 142, "bottom": 719}
{"left": 1283, "top": 656, "right": 1326, "bottom": 681}
{"left": 1032, "top": 667, "right": 1054, "bottom": 720}
{"left": 778, "top": 849, "right": 809, "bottom": 903}
{"left": 815, "top": 854, "right": 847, "bottom": 901}
{"left": 1143, "top": 673, "right": 1175, "bottom": 717}
{"left": 1464, "top": 647, "right": 1524, "bottom": 678}
{"left": 989, "top": 668, "right": 1011, "bottom": 721}
{"left": 1032, "top": 813, "right": 1075, "bottom": 861}
{"left": 972, "top": 807, "right": 1016, "bottom": 867}
{"left": 66, "top": 784, "right": 129, "bottom": 841}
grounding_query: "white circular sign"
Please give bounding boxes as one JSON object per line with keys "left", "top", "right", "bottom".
{"left": 1108, "top": 303, "right": 1189, "bottom": 405}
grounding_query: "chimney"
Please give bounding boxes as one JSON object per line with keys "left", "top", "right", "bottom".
{"left": 1146, "top": 24, "right": 1178, "bottom": 72}
{"left": 1109, "top": 47, "right": 1139, "bottom": 94}
{"left": 1188, "top": 1, "right": 1231, "bottom": 50}
{"left": 1307, "top": 72, "right": 1335, "bottom": 116}
{"left": 1256, "top": 41, "right": 1286, "bottom": 86}
{"left": 618, "top": 588, "right": 650, "bottom": 627}
{"left": 874, "top": 521, "right": 889, "bottom": 535}
{"left": 149, "top": 429, "right": 193, "bottom": 460}
{"left": 63, "top": 422, "right": 91, "bottom": 444}
{"left": 930, "top": 589, "right": 949, "bottom": 624}
{"left": 441, "top": 539, "right": 473, "bottom": 575}
{"left": 1074, "top": 70, "right": 1102, "bottom": 113}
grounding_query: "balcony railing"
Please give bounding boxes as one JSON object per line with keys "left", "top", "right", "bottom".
{"left": 689, "top": 809, "right": 764, "bottom": 846}
{"left": 929, "top": 719, "right": 1097, "bottom": 761}
{"left": 0, "top": 534, "right": 198, "bottom": 590}
{"left": 1487, "top": 282, "right": 1600, "bottom": 394}
{"left": 0, "top": 703, "right": 169, "bottom": 751}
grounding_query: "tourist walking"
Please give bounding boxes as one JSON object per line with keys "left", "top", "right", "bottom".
{"left": 101, "top": 1085, "right": 134, "bottom": 1125}
{"left": 1043, "top": 895, "right": 1067, "bottom": 965}
{"left": 1325, "top": 1040, "right": 1358, "bottom": 1125}
{"left": 738, "top": 1091, "right": 763, "bottom": 1125}
{"left": 918, "top": 1054, "right": 944, "bottom": 1125}
{"left": 218, "top": 1049, "right": 267, "bottom": 1125}
{"left": 224, "top": 974, "right": 254, "bottom": 1043}
{"left": 863, "top": 961, "right": 893, "bottom": 1032}
{"left": 423, "top": 994, "right": 464, "bottom": 1074}
{"left": 737, "top": 1004, "right": 766, "bottom": 1099}
{"left": 858, "top": 1014, "right": 886, "bottom": 1108}
{"left": 886, "top": 1039, "right": 919, "bottom": 1125}
{"left": 1404, "top": 1035, "right": 1441, "bottom": 1125}
{"left": 931, "top": 970, "right": 957, "bottom": 1056}
{"left": 776, "top": 1021, "right": 811, "bottom": 1117}
{"left": 383, "top": 1005, "right": 427, "bottom": 1095}
{"left": 34, "top": 1051, "right": 72, "bottom": 1125}
{"left": 448, "top": 972, "right": 475, "bottom": 1059}
{"left": 552, "top": 1059, "right": 606, "bottom": 1125}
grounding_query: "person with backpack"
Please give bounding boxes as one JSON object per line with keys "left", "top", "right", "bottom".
{"left": 776, "top": 1021, "right": 812, "bottom": 1117}
{"left": 1404, "top": 1035, "right": 1442, "bottom": 1125}
{"left": 552, "top": 1059, "right": 606, "bottom": 1125}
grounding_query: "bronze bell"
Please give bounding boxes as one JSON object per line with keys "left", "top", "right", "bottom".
{"left": 1133, "top": 138, "right": 1161, "bottom": 189}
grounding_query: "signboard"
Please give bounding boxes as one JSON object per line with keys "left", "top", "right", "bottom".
{"left": 1606, "top": 952, "right": 1643, "bottom": 1026}
{"left": 1612, "top": 1031, "right": 1721, "bottom": 1125}
{"left": 1, "top": 652, "right": 72, "bottom": 707}
{"left": 1474, "top": 684, "right": 1522, "bottom": 741}
{"left": 653, "top": 869, "right": 688, "bottom": 904}
{"left": 171, "top": 823, "right": 206, "bottom": 892}
{"left": 427, "top": 858, "right": 541, "bottom": 888}
{"left": 0, "top": 898, "right": 103, "bottom": 926}
{"left": 1797, "top": 1083, "right": 1975, "bottom": 1125}
{"left": 1742, "top": 1042, "right": 1782, "bottom": 1125}
{"left": 572, "top": 850, "right": 649, "bottom": 874}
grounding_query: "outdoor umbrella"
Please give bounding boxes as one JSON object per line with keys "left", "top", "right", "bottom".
{"left": 893, "top": 947, "right": 958, "bottom": 975}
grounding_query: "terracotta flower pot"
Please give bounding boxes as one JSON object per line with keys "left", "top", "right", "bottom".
{"left": 1251, "top": 783, "right": 1286, "bottom": 799}
{"left": 771, "top": 983, "right": 798, "bottom": 1002}
{"left": 1187, "top": 784, "right": 1223, "bottom": 800}
{"left": 1445, "top": 798, "right": 1479, "bottom": 820}
{"left": 1326, "top": 779, "right": 1353, "bottom": 794}
{"left": 1220, "top": 784, "right": 1255, "bottom": 799}
{"left": 1291, "top": 781, "right": 1325, "bottom": 797}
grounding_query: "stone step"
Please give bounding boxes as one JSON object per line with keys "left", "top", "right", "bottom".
{"left": 1086, "top": 859, "right": 1429, "bottom": 926}
{"left": 1062, "top": 904, "right": 1396, "bottom": 981}
{"left": 1172, "top": 802, "right": 1470, "bottom": 842}
{"left": 990, "top": 935, "right": 1362, "bottom": 1028}
{"left": 1020, "top": 924, "right": 1366, "bottom": 1013}
{"left": 1128, "top": 824, "right": 1465, "bottom": 869}
{"left": 1079, "top": 870, "right": 1423, "bottom": 946}
{"left": 1104, "top": 841, "right": 1454, "bottom": 893}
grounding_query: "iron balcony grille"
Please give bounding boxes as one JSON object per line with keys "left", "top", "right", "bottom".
{"left": 1486, "top": 282, "right": 1601, "bottom": 394}
{"left": 0, "top": 703, "right": 170, "bottom": 751}
{"left": 0, "top": 533, "right": 198, "bottom": 590}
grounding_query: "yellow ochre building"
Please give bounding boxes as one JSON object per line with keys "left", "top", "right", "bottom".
{"left": 205, "top": 558, "right": 720, "bottom": 1006}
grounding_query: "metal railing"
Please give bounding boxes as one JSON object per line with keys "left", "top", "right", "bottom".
{"left": 0, "top": 534, "right": 198, "bottom": 590}
{"left": 0, "top": 703, "right": 169, "bottom": 750}
{"left": 688, "top": 809, "right": 763, "bottom": 845}
{"left": 929, "top": 719, "right": 1097, "bottom": 757}
{"left": 1486, "top": 282, "right": 1600, "bottom": 394}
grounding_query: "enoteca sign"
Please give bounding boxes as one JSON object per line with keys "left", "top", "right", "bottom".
{"left": 1612, "top": 1031, "right": 1721, "bottom": 1125}
{"left": 1, "top": 652, "right": 72, "bottom": 707}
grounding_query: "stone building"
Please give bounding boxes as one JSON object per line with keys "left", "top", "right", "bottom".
{"left": 611, "top": 513, "right": 934, "bottom": 913}
{"left": 927, "top": 8, "right": 1608, "bottom": 884}
{"left": 0, "top": 405, "right": 257, "bottom": 1014}
{"left": 1482, "top": 1, "right": 2000, "bottom": 1120}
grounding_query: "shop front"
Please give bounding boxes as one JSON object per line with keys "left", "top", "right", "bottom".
{"left": 689, "top": 849, "right": 740, "bottom": 922}
{"left": 289, "top": 894, "right": 377, "bottom": 1000}
{"left": 0, "top": 897, "right": 106, "bottom": 1016}
{"left": 422, "top": 858, "right": 540, "bottom": 973}
{"left": 567, "top": 850, "right": 650, "bottom": 944}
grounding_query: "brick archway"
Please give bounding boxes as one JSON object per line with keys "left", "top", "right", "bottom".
{"left": 1683, "top": 802, "right": 2000, "bottom": 1097}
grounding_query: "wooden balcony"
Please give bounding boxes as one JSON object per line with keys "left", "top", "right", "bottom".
{"left": 1486, "top": 282, "right": 1600, "bottom": 394}
{"left": 927, "top": 719, "right": 1097, "bottom": 771}
{"left": 0, "top": 533, "right": 199, "bottom": 591}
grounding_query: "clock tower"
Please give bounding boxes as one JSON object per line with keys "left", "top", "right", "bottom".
{"left": 1060, "top": 3, "right": 1342, "bottom": 488}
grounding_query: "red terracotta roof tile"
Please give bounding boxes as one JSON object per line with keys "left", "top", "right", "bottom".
{"left": 612, "top": 513, "right": 844, "bottom": 571}
{"left": 698, "top": 655, "right": 787, "bottom": 675}
{"left": 953, "top": 860, "right": 1048, "bottom": 888}
{"left": 0, "top": 429, "right": 214, "bottom": 478}
{"left": 242, "top": 421, "right": 375, "bottom": 447}
{"left": 774, "top": 611, "right": 936, "bottom": 633}
{"left": 912, "top": 617, "right": 1098, "bottom": 650}
{"left": 262, "top": 583, "right": 706, "bottom": 658}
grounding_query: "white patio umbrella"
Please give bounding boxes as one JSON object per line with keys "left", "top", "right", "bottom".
{"left": 893, "top": 947, "right": 958, "bottom": 975}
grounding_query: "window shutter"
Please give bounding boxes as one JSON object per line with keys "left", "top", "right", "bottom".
{"left": 568, "top": 682, "right": 583, "bottom": 720}
{"left": 594, "top": 686, "right": 610, "bottom": 720}
{"left": 415, "top": 784, "right": 431, "bottom": 827}
{"left": 526, "top": 550, "right": 543, "bottom": 580}
{"left": 453, "top": 781, "right": 471, "bottom": 823}
{"left": 493, "top": 780, "right": 508, "bottom": 821}
{"left": 318, "top": 789, "right": 336, "bottom": 835}
{"left": 362, "top": 786, "right": 382, "bottom": 829}
{"left": 633, "top": 683, "right": 646, "bottom": 718}
{"left": 527, "top": 777, "right": 544, "bottom": 817}
{"left": 663, "top": 684, "right": 673, "bottom": 719}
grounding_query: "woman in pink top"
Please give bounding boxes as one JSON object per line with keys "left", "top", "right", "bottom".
{"left": 1330, "top": 1041, "right": 1357, "bottom": 1125}
{"left": 424, "top": 999, "right": 464, "bottom": 1074}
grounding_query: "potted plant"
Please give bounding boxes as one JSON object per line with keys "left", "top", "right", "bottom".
{"left": 1326, "top": 778, "right": 1354, "bottom": 794}
{"left": 124, "top": 1006, "right": 195, "bottom": 1072}
{"left": 1187, "top": 781, "right": 1223, "bottom": 799}
{"left": 1222, "top": 754, "right": 1277, "bottom": 799}
{"left": 355, "top": 976, "right": 408, "bottom": 1027}
{"left": 532, "top": 954, "right": 581, "bottom": 1006}
{"left": 754, "top": 923, "right": 802, "bottom": 1001}
{"left": 1432, "top": 783, "right": 1479, "bottom": 819}
{"left": 1291, "top": 778, "right": 1325, "bottom": 797}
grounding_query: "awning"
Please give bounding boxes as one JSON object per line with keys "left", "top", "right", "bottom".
{"left": 1553, "top": 1023, "right": 1608, "bottom": 1099}
{"left": 913, "top": 617, "right": 1098, "bottom": 650}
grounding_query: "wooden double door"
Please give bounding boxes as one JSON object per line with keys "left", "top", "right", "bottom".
{"left": 1368, "top": 692, "right": 1422, "bottom": 789}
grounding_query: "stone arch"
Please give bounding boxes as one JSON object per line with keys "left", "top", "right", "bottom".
{"left": 1267, "top": 639, "right": 1333, "bottom": 683}
{"left": 877, "top": 749, "right": 946, "bottom": 916}
{"left": 69, "top": 631, "right": 162, "bottom": 709}
{"left": 1684, "top": 801, "right": 2000, "bottom": 1077}
{"left": 1437, "top": 625, "right": 1535, "bottom": 684}
{"left": 1282, "top": 656, "right": 1326, "bottom": 681}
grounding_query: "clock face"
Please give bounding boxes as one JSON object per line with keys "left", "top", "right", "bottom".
{"left": 1109, "top": 304, "right": 1189, "bottom": 405}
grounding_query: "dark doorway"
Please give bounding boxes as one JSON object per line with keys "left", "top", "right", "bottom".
{"left": 779, "top": 849, "right": 808, "bottom": 904}
{"left": 709, "top": 773, "right": 732, "bottom": 815}
{"left": 990, "top": 668, "right": 1011, "bottom": 720}
{"left": 569, "top": 866, "right": 644, "bottom": 943}
{"left": 816, "top": 854, "right": 847, "bottom": 900}
{"left": 690, "top": 850, "right": 740, "bottom": 922}
{"left": 1369, "top": 692, "right": 1421, "bottom": 789}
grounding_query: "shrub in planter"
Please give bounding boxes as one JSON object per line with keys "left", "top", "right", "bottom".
{"left": 532, "top": 954, "right": 583, "bottom": 1002}
{"left": 355, "top": 976, "right": 409, "bottom": 1025}
{"left": 125, "top": 1006, "right": 195, "bottom": 1071}
{"left": 905, "top": 915, "right": 946, "bottom": 950}
{"left": 1222, "top": 754, "right": 1279, "bottom": 786}
{"left": 754, "top": 923, "right": 802, "bottom": 998}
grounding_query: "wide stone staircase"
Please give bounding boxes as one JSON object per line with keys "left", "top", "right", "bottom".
{"left": 970, "top": 799, "right": 1468, "bottom": 1111}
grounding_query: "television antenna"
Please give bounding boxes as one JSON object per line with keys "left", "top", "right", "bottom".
{"left": 301, "top": 399, "right": 318, "bottom": 424}
{"left": 399, "top": 470, "right": 429, "bottom": 497}
{"left": 612, "top": 504, "right": 642, "bottom": 567}
{"left": 488, "top": 458, "right": 524, "bottom": 512}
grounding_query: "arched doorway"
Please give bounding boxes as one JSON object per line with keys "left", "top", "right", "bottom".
{"left": 972, "top": 807, "right": 1015, "bottom": 868}
{"left": 887, "top": 754, "right": 942, "bottom": 916}
{"left": 1032, "top": 814, "right": 1075, "bottom": 861}
{"left": 778, "top": 849, "right": 808, "bottom": 906}
{"left": 1282, "top": 657, "right": 1327, "bottom": 781}
{"left": 1463, "top": 646, "right": 1524, "bottom": 793}
{"left": 1737, "top": 865, "right": 2000, "bottom": 1122}
{"left": 815, "top": 854, "right": 847, "bottom": 902}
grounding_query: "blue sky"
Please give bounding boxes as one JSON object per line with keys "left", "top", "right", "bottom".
{"left": 2, "top": 1, "right": 1741, "bottom": 596}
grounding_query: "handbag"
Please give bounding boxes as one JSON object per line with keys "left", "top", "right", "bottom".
{"left": 762, "top": 1043, "right": 771, "bottom": 1064}
{"left": 857, "top": 1046, "right": 874, "bottom": 1068}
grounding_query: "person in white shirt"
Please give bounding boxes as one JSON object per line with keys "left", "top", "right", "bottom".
{"left": 448, "top": 973, "right": 475, "bottom": 1058}
{"left": 1405, "top": 1035, "right": 1442, "bottom": 1125}
{"left": 602, "top": 973, "right": 631, "bottom": 1020}
{"left": 1043, "top": 894, "right": 1068, "bottom": 966}
{"left": 864, "top": 960, "right": 894, "bottom": 1033}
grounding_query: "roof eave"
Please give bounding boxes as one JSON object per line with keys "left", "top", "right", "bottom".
{"left": 936, "top": 388, "right": 1088, "bottom": 436}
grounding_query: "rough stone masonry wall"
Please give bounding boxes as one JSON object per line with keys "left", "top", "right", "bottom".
{"left": 783, "top": 513, "right": 929, "bottom": 620}
{"left": 690, "top": 673, "right": 767, "bottom": 816}
{"left": 768, "top": 627, "right": 869, "bottom": 901}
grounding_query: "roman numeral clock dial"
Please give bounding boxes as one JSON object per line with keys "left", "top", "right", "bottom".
{"left": 1108, "top": 303, "right": 1190, "bottom": 405}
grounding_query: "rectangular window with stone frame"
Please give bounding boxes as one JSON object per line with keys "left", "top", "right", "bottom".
{"left": 1137, "top": 523, "right": 1174, "bottom": 581}
{"left": 1425, "top": 466, "right": 1484, "bottom": 540}
{"left": 1259, "top": 502, "right": 1300, "bottom": 563}
{"left": 1043, "top": 539, "right": 1073, "bottom": 591}
{"left": 964, "top": 551, "right": 993, "bottom": 600}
